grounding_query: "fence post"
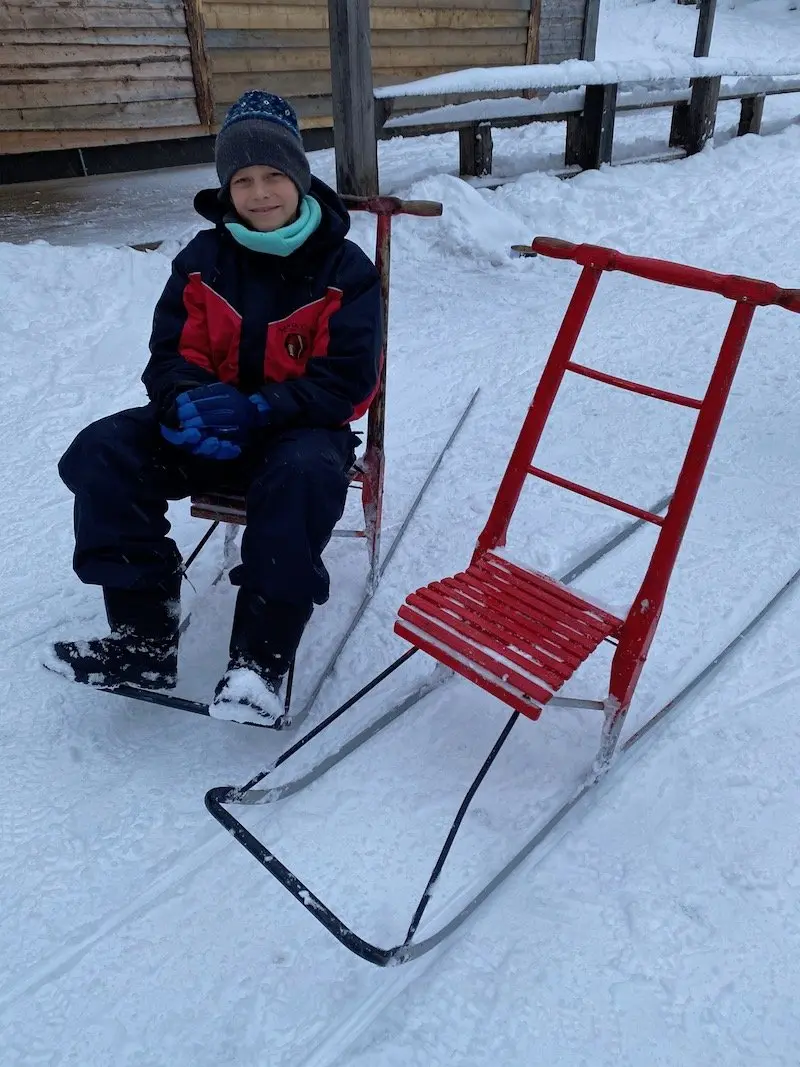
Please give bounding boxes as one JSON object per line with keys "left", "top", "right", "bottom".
{"left": 694, "top": 0, "right": 718, "bottom": 58}
{"left": 669, "top": 75, "right": 721, "bottom": 154}
{"left": 327, "top": 0, "right": 379, "bottom": 196}
{"left": 581, "top": 0, "right": 601, "bottom": 62}
{"left": 738, "top": 94, "right": 766, "bottom": 136}
{"left": 565, "top": 83, "right": 618, "bottom": 169}
{"left": 459, "top": 123, "right": 493, "bottom": 178}
{"left": 670, "top": 0, "right": 718, "bottom": 152}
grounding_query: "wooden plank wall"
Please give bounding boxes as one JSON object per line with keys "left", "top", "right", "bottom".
{"left": 538, "top": 0, "right": 585, "bottom": 64}
{"left": 204, "top": 0, "right": 538, "bottom": 129}
{"left": 0, "top": 0, "right": 207, "bottom": 154}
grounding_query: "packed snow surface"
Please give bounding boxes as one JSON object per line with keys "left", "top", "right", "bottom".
{"left": 2, "top": 2, "right": 800, "bottom": 1065}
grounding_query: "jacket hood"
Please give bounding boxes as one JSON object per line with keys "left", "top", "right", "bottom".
{"left": 193, "top": 176, "right": 350, "bottom": 249}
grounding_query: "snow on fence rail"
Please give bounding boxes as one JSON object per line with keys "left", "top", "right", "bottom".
{"left": 374, "top": 56, "right": 800, "bottom": 181}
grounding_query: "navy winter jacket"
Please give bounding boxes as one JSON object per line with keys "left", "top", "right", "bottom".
{"left": 142, "top": 177, "right": 382, "bottom": 429}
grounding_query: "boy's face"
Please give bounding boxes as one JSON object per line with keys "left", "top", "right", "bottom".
{"left": 229, "top": 165, "right": 300, "bottom": 231}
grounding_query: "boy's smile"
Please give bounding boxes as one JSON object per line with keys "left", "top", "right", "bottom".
{"left": 229, "top": 165, "right": 300, "bottom": 232}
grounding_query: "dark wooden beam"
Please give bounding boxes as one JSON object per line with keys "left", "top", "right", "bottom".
{"left": 327, "top": 0, "right": 379, "bottom": 196}
{"left": 458, "top": 122, "right": 493, "bottom": 177}
{"left": 694, "top": 0, "right": 718, "bottom": 58}
{"left": 669, "top": 75, "right": 721, "bottom": 154}
{"left": 565, "top": 82, "right": 618, "bottom": 169}
{"left": 581, "top": 0, "right": 601, "bottom": 62}
{"left": 738, "top": 93, "right": 765, "bottom": 136}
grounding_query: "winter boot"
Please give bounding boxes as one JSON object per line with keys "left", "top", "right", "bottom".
{"left": 211, "top": 589, "right": 311, "bottom": 727}
{"left": 47, "top": 582, "right": 180, "bottom": 691}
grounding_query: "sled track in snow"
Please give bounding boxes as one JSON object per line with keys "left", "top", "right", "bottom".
{"left": 5, "top": 497, "right": 799, "bottom": 1061}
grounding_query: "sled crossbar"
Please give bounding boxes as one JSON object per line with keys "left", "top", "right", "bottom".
{"left": 527, "top": 466, "right": 665, "bottom": 526}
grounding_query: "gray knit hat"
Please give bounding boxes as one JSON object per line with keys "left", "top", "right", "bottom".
{"left": 215, "top": 91, "right": 311, "bottom": 195}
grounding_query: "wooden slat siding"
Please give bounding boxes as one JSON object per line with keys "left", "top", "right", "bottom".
{"left": 204, "top": 5, "right": 529, "bottom": 30}
{"left": 0, "top": 30, "right": 191, "bottom": 46}
{"left": 0, "top": 9, "right": 186, "bottom": 31}
{"left": 3, "top": 123, "right": 209, "bottom": 153}
{"left": 211, "top": 45, "right": 526, "bottom": 75}
{"left": 0, "top": 1, "right": 202, "bottom": 153}
{"left": 4, "top": 44, "right": 190, "bottom": 65}
{"left": 206, "top": 0, "right": 529, "bottom": 7}
{"left": 3, "top": 0, "right": 187, "bottom": 8}
{"left": 4, "top": 79, "right": 197, "bottom": 110}
{"left": 207, "top": 28, "right": 528, "bottom": 48}
{"left": 538, "top": 0, "right": 584, "bottom": 64}
{"left": 9, "top": 59, "right": 194, "bottom": 84}
{"left": 1, "top": 100, "right": 201, "bottom": 132}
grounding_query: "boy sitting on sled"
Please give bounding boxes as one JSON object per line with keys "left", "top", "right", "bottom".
{"left": 48, "top": 90, "right": 382, "bottom": 725}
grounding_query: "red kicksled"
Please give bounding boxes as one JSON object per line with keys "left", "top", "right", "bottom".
{"left": 205, "top": 239, "right": 800, "bottom": 965}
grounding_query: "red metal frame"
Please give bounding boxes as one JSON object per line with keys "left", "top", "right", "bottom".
{"left": 395, "top": 237, "right": 800, "bottom": 763}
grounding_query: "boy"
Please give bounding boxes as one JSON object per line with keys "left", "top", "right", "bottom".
{"left": 48, "top": 91, "right": 382, "bottom": 725}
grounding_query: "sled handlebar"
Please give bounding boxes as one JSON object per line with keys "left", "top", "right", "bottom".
{"left": 530, "top": 236, "right": 800, "bottom": 312}
{"left": 342, "top": 195, "right": 443, "bottom": 218}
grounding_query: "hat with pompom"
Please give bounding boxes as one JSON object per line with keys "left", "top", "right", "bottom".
{"left": 215, "top": 90, "right": 311, "bottom": 195}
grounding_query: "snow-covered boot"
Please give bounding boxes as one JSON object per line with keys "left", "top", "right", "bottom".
{"left": 47, "top": 584, "right": 180, "bottom": 691}
{"left": 211, "top": 665, "right": 286, "bottom": 726}
{"left": 210, "top": 589, "right": 311, "bottom": 726}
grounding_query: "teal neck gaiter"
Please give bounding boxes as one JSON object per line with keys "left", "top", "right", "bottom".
{"left": 225, "top": 195, "right": 322, "bottom": 257}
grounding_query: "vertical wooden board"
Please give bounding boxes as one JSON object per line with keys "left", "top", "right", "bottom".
{"left": 328, "top": 0, "right": 378, "bottom": 196}
{"left": 183, "top": 0, "right": 214, "bottom": 127}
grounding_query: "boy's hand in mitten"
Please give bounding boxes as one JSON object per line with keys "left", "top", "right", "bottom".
{"left": 159, "top": 424, "right": 241, "bottom": 460}
{"left": 174, "top": 382, "right": 259, "bottom": 444}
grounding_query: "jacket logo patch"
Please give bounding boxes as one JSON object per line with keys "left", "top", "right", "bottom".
{"left": 284, "top": 332, "right": 307, "bottom": 361}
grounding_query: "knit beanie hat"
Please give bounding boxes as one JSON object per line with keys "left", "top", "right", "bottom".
{"left": 215, "top": 90, "right": 311, "bottom": 196}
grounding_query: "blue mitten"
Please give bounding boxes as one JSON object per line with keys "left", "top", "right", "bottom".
{"left": 160, "top": 424, "right": 241, "bottom": 460}
{"left": 248, "top": 391, "right": 271, "bottom": 426}
{"left": 176, "top": 382, "right": 259, "bottom": 443}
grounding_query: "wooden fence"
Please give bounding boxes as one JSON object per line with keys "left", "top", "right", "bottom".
{"left": 205, "top": 0, "right": 590, "bottom": 130}
{"left": 0, "top": 0, "right": 594, "bottom": 158}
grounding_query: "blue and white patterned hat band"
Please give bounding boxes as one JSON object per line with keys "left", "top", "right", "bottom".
{"left": 219, "top": 90, "right": 302, "bottom": 140}
{"left": 215, "top": 91, "right": 311, "bottom": 195}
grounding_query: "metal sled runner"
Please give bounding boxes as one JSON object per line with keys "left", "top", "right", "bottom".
{"left": 206, "top": 238, "right": 800, "bottom": 964}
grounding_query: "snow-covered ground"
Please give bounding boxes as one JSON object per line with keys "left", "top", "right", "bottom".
{"left": 2, "top": 3, "right": 800, "bottom": 1065}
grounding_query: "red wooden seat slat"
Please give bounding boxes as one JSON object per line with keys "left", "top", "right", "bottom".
{"left": 415, "top": 584, "right": 573, "bottom": 682}
{"left": 484, "top": 554, "right": 620, "bottom": 627}
{"left": 436, "top": 576, "right": 585, "bottom": 670}
{"left": 474, "top": 556, "right": 616, "bottom": 641}
{"left": 406, "top": 589, "right": 568, "bottom": 689}
{"left": 394, "top": 618, "right": 549, "bottom": 718}
{"left": 395, "top": 607, "right": 554, "bottom": 707}
{"left": 455, "top": 566, "right": 601, "bottom": 657}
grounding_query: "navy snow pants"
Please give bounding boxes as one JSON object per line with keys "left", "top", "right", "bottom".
{"left": 58, "top": 405, "right": 357, "bottom": 609}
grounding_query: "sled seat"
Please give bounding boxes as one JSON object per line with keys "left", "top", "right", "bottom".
{"left": 190, "top": 462, "right": 365, "bottom": 526}
{"left": 394, "top": 552, "right": 623, "bottom": 720}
